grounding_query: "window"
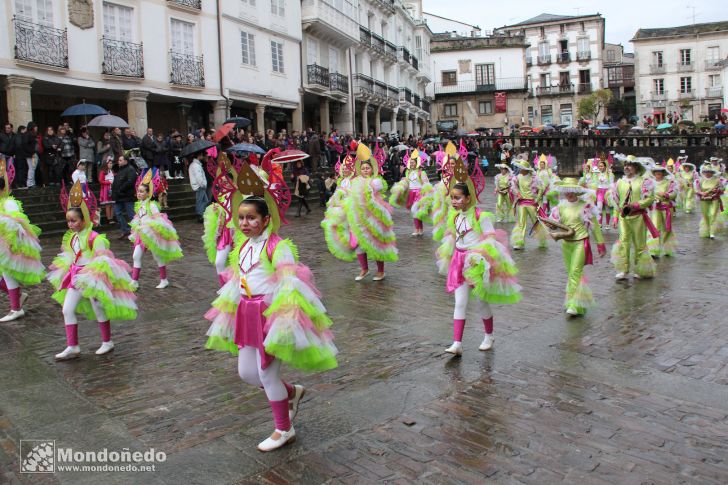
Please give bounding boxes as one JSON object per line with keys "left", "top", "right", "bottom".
{"left": 241, "top": 31, "right": 256, "bottom": 66}
{"left": 15, "top": 0, "right": 53, "bottom": 25}
{"left": 679, "top": 49, "right": 691, "bottom": 66}
{"left": 103, "top": 3, "right": 133, "bottom": 42}
{"left": 271, "top": 40, "right": 284, "bottom": 73}
{"left": 271, "top": 0, "right": 285, "bottom": 16}
{"left": 444, "top": 104, "right": 458, "bottom": 116}
{"left": 329, "top": 47, "right": 338, "bottom": 73}
{"left": 559, "top": 71, "right": 570, "bottom": 86}
{"left": 578, "top": 69, "right": 590, "bottom": 84}
{"left": 654, "top": 78, "right": 664, "bottom": 94}
{"left": 415, "top": 35, "right": 422, "bottom": 60}
{"left": 541, "top": 105, "right": 553, "bottom": 124}
{"left": 241, "top": 0, "right": 256, "bottom": 5}
{"left": 478, "top": 101, "right": 493, "bottom": 115}
{"left": 527, "top": 106, "right": 534, "bottom": 125}
{"left": 606, "top": 50, "right": 615, "bottom": 62}
{"left": 441, "top": 70, "right": 456, "bottom": 86}
{"left": 707, "top": 46, "right": 720, "bottom": 61}
{"left": 709, "top": 74, "right": 721, "bottom": 87}
{"left": 680, "top": 77, "right": 692, "bottom": 93}
{"left": 560, "top": 103, "right": 573, "bottom": 126}
{"left": 539, "top": 27, "right": 545, "bottom": 37}
{"left": 577, "top": 37, "right": 590, "bottom": 56}
{"left": 475, "top": 64, "right": 495, "bottom": 86}
{"left": 306, "top": 38, "right": 318, "bottom": 65}
{"left": 652, "top": 51, "right": 663, "bottom": 67}
{"left": 538, "top": 41, "right": 549, "bottom": 57}
{"left": 170, "top": 19, "right": 194, "bottom": 55}
{"left": 539, "top": 73, "right": 550, "bottom": 86}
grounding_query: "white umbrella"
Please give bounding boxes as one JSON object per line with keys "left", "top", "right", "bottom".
{"left": 87, "top": 114, "right": 129, "bottom": 128}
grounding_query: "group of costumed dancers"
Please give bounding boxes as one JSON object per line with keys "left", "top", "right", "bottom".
{"left": 0, "top": 138, "right": 726, "bottom": 452}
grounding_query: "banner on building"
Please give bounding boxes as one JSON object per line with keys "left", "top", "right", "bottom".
{"left": 495, "top": 92, "right": 507, "bottom": 113}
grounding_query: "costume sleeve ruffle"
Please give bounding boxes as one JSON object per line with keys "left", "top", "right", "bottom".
{"left": 321, "top": 204, "right": 355, "bottom": 262}
{"left": 0, "top": 199, "right": 45, "bottom": 286}
{"left": 134, "top": 202, "right": 183, "bottom": 264}
{"left": 431, "top": 182, "right": 450, "bottom": 241}
{"left": 411, "top": 182, "right": 434, "bottom": 220}
{"left": 435, "top": 209, "right": 456, "bottom": 274}
{"left": 47, "top": 231, "right": 74, "bottom": 291}
{"left": 202, "top": 203, "right": 225, "bottom": 264}
{"left": 204, "top": 270, "right": 242, "bottom": 355}
{"left": 344, "top": 177, "right": 398, "bottom": 262}
{"left": 388, "top": 179, "right": 409, "bottom": 208}
{"left": 262, "top": 240, "right": 338, "bottom": 372}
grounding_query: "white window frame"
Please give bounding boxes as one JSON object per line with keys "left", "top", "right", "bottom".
{"left": 478, "top": 101, "right": 493, "bottom": 115}
{"left": 241, "top": 30, "right": 256, "bottom": 66}
{"left": 103, "top": 2, "right": 134, "bottom": 42}
{"left": 475, "top": 63, "right": 495, "bottom": 86}
{"left": 329, "top": 46, "right": 339, "bottom": 74}
{"left": 679, "top": 49, "right": 691, "bottom": 65}
{"left": 170, "top": 18, "right": 195, "bottom": 55}
{"left": 680, "top": 76, "right": 692, "bottom": 93}
{"left": 15, "top": 0, "right": 53, "bottom": 26}
{"left": 271, "top": 40, "right": 284, "bottom": 73}
{"left": 652, "top": 51, "right": 663, "bottom": 67}
{"left": 271, "top": 0, "right": 285, "bottom": 16}
{"left": 577, "top": 37, "right": 589, "bottom": 55}
{"left": 444, "top": 104, "right": 458, "bottom": 117}
{"left": 706, "top": 46, "right": 720, "bottom": 61}
{"left": 307, "top": 38, "right": 318, "bottom": 66}
{"left": 654, "top": 78, "right": 664, "bottom": 95}
{"left": 708, "top": 74, "right": 721, "bottom": 88}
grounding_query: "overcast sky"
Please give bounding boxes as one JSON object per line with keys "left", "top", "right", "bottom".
{"left": 423, "top": 0, "right": 727, "bottom": 51}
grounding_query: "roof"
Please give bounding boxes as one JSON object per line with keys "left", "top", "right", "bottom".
{"left": 632, "top": 21, "right": 728, "bottom": 41}
{"left": 502, "top": 12, "right": 602, "bottom": 28}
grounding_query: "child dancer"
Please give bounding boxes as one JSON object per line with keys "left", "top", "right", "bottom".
{"left": 535, "top": 155, "right": 554, "bottom": 212}
{"left": 437, "top": 156, "right": 521, "bottom": 354}
{"left": 321, "top": 155, "right": 355, "bottom": 263}
{"left": 48, "top": 181, "right": 137, "bottom": 360}
{"left": 695, "top": 163, "right": 726, "bottom": 239}
{"left": 98, "top": 157, "right": 115, "bottom": 225}
{"left": 548, "top": 178, "right": 606, "bottom": 316}
{"left": 493, "top": 163, "right": 514, "bottom": 222}
{"left": 585, "top": 159, "right": 614, "bottom": 229}
{"left": 205, "top": 160, "right": 337, "bottom": 452}
{"left": 389, "top": 149, "right": 433, "bottom": 236}
{"left": 0, "top": 161, "right": 45, "bottom": 322}
{"left": 677, "top": 161, "right": 697, "bottom": 213}
{"left": 648, "top": 165, "right": 677, "bottom": 257}
{"left": 129, "top": 169, "right": 183, "bottom": 289}
{"left": 203, "top": 158, "right": 235, "bottom": 287}
{"left": 510, "top": 160, "right": 547, "bottom": 250}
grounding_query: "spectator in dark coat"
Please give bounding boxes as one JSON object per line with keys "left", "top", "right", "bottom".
{"left": 42, "top": 126, "right": 62, "bottom": 186}
{"left": 0, "top": 123, "right": 15, "bottom": 161}
{"left": 141, "top": 128, "right": 155, "bottom": 166}
{"left": 111, "top": 155, "right": 138, "bottom": 239}
{"left": 110, "top": 127, "right": 124, "bottom": 160}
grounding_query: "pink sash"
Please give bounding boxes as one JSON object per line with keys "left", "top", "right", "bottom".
{"left": 583, "top": 238, "right": 593, "bottom": 266}
{"left": 233, "top": 295, "right": 274, "bottom": 370}
{"left": 630, "top": 208, "right": 660, "bottom": 239}
{"left": 60, "top": 232, "right": 97, "bottom": 289}
{"left": 596, "top": 188, "right": 608, "bottom": 205}
{"left": 446, "top": 248, "right": 467, "bottom": 293}
{"left": 655, "top": 203, "right": 673, "bottom": 232}
{"left": 216, "top": 227, "right": 233, "bottom": 250}
{"left": 406, "top": 188, "right": 422, "bottom": 209}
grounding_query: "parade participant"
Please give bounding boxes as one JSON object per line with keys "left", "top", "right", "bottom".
{"left": 535, "top": 154, "right": 555, "bottom": 211}
{"left": 204, "top": 159, "right": 337, "bottom": 452}
{"left": 676, "top": 159, "right": 697, "bottom": 213}
{"left": 47, "top": 181, "right": 137, "bottom": 360}
{"left": 695, "top": 163, "right": 726, "bottom": 239}
{"left": 322, "top": 143, "right": 398, "bottom": 281}
{"left": 494, "top": 163, "right": 515, "bottom": 222}
{"left": 389, "top": 149, "right": 433, "bottom": 236}
{"left": 129, "top": 169, "right": 183, "bottom": 289}
{"left": 203, "top": 156, "right": 236, "bottom": 287}
{"left": 510, "top": 159, "right": 547, "bottom": 250}
{"left": 426, "top": 142, "right": 457, "bottom": 241}
{"left": 547, "top": 178, "right": 606, "bottom": 316}
{"left": 321, "top": 153, "right": 355, "bottom": 263}
{"left": 0, "top": 160, "right": 44, "bottom": 322}
{"left": 437, "top": 157, "right": 521, "bottom": 355}
{"left": 584, "top": 159, "right": 614, "bottom": 229}
{"left": 647, "top": 165, "right": 678, "bottom": 257}
{"left": 610, "top": 157, "right": 657, "bottom": 280}
{"left": 98, "top": 157, "right": 115, "bottom": 225}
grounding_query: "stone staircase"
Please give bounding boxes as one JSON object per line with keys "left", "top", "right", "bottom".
{"left": 13, "top": 178, "right": 199, "bottom": 238}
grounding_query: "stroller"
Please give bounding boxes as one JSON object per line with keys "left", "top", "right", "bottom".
{"left": 124, "top": 147, "right": 147, "bottom": 171}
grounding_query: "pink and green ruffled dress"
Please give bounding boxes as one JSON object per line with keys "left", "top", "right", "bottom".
{"left": 129, "top": 199, "right": 183, "bottom": 265}
{"left": 0, "top": 196, "right": 45, "bottom": 287}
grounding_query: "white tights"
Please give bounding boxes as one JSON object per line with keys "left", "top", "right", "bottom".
{"left": 62, "top": 288, "right": 107, "bottom": 325}
{"left": 453, "top": 283, "right": 493, "bottom": 320}
{"left": 237, "top": 346, "right": 287, "bottom": 401}
{"left": 133, "top": 245, "right": 164, "bottom": 269}
{"left": 215, "top": 246, "right": 232, "bottom": 275}
{"left": 2, "top": 273, "right": 19, "bottom": 290}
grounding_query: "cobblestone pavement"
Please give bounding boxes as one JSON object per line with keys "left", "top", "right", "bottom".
{"left": 0, "top": 180, "right": 726, "bottom": 484}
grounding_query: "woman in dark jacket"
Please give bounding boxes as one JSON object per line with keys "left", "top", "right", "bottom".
{"left": 152, "top": 134, "right": 169, "bottom": 176}
{"left": 291, "top": 160, "right": 311, "bottom": 217}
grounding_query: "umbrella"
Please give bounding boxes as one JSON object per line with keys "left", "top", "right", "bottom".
{"left": 224, "top": 116, "right": 252, "bottom": 129}
{"left": 423, "top": 137, "right": 438, "bottom": 143}
{"left": 556, "top": 124, "right": 569, "bottom": 130}
{"left": 564, "top": 127, "right": 580, "bottom": 135}
{"left": 87, "top": 114, "right": 129, "bottom": 128}
{"left": 656, "top": 123, "right": 672, "bottom": 130}
{"left": 720, "top": 108, "right": 728, "bottom": 113}
{"left": 715, "top": 123, "right": 726, "bottom": 129}
{"left": 580, "top": 119, "right": 593, "bottom": 125}
{"left": 226, "top": 143, "right": 265, "bottom": 155}
{"left": 502, "top": 142, "right": 513, "bottom": 150}
{"left": 180, "top": 139, "right": 215, "bottom": 158}
{"left": 595, "top": 124, "right": 613, "bottom": 130}
{"left": 677, "top": 120, "right": 695, "bottom": 126}
{"left": 629, "top": 126, "right": 645, "bottom": 131}
{"left": 272, "top": 150, "right": 309, "bottom": 163}
{"left": 542, "top": 125, "right": 556, "bottom": 133}
{"left": 214, "top": 123, "right": 237, "bottom": 142}
{"left": 61, "top": 103, "right": 108, "bottom": 117}
{"left": 393, "top": 144, "right": 409, "bottom": 151}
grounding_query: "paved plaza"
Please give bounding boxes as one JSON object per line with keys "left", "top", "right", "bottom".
{"left": 0, "top": 184, "right": 727, "bottom": 484}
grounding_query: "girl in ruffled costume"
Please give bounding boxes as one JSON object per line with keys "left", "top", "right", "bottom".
{"left": 695, "top": 164, "right": 726, "bottom": 239}
{"left": 0, "top": 160, "right": 44, "bottom": 322}
{"left": 510, "top": 160, "right": 547, "bottom": 250}
{"left": 322, "top": 143, "right": 398, "bottom": 281}
{"left": 582, "top": 159, "right": 614, "bottom": 229}
{"left": 535, "top": 154, "right": 558, "bottom": 211}
{"left": 129, "top": 169, "right": 183, "bottom": 289}
{"left": 494, "top": 163, "right": 515, "bottom": 222}
{"left": 425, "top": 143, "right": 457, "bottom": 241}
{"left": 676, "top": 158, "right": 697, "bottom": 213}
{"left": 320, "top": 153, "right": 356, "bottom": 264}
{"left": 48, "top": 181, "right": 137, "bottom": 360}
{"left": 647, "top": 165, "right": 678, "bottom": 257}
{"left": 389, "top": 149, "right": 433, "bottom": 236}
{"left": 547, "top": 178, "right": 607, "bottom": 316}
{"left": 204, "top": 159, "right": 337, "bottom": 452}
{"left": 437, "top": 156, "right": 521, "bottom": 355}
{"left": 203, "top": 156, "right": 236, "bottom": 287}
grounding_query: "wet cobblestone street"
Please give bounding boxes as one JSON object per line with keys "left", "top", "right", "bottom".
{"left": 1, "top": 181, "right": 726, "bottom": 484}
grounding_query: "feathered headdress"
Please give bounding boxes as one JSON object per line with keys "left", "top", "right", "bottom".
{"left": 60, "top": 180, "right": 98, "bottom": 228}
{"left": 354, "top": 142, "right": 381, "bottom": 176}
{"left": 212, "top": 152, "right": 237, "bottom": 214}
{"left": 406, "top": 149, "right": 423, "bottom": 169}
{"left": 450, "top": 156, "right": 485, "bottom": 209}
{"left": 0, "top": 159, "right": 14, "bottom": 196}
{"left": 135, "top": 168, "right": 164, "bottom": 198}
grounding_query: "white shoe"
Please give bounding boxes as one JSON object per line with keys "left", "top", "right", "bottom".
{"left": 615, "top": 272, "right": 627, "bottom": 280}
{"left": 496, "top": 218, "right": 503, "bottom": 223}
{"left": 20, "top": 292, "right": 28, "bottom": 307}
{"left": 130, "top": 280, "right": 139, "bottom": 290}
{"left": 257, "top": 427, "right": 296, "bottom": 452}
{"left": 444, "top": 341, "right": 463, "bottom": 355}
{"left": 513, "top": 245, "right": 523, "bottom": 250}
{"left": 55, "top": 346, "right": 81, "bottom": 361}
{"left": 164, "top": 171, "right": 172, "bottom": 180}
{"left": 156, "top": 279, "right": 169, "bottom": 289}
{"left": 95, "top": 341, "right": 115, "bottom": 355}
{"left": 709, "top": 234, "right": 715, "bottom": 239}
{"left": 289, "top": 385, "right": 306, "bottom": 421}
{"left": 354, "top": 271, "right": 369, "bottom": 281}
{"left": 0, "top": 309, "right": 25, "bottom": 322}
{"left": 411, "top": 232, "right": 419, "bottom": 236}
{"left": 478, "top": 334, "right": 494, "bottom": 351}
{"left": 372, "top": 273, "right": 386, "bottom": 281}
{"left": 632, "top": 273, "right": 641, "bottom": 280}
{"left": 565, "top": 307, "right": 579, "bottom": 316}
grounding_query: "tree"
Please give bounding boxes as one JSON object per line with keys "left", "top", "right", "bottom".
{"left": 577, "top": 89, "right": 613, "bottom": 121}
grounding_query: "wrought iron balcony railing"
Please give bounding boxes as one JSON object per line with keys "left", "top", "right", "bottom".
{"left": 354, "top": 74, "right": 373, "bottom": 95}
{"left": 413, "top": 94, "right": 421, "bottom": 108}
{"left": 359, "top": 26, "right": 371, "bottom": 45}
{"left": 307, "top": 63, "right": 330, "bottom": 88}
{"left": 577, "top": 51, "right": 591, "bottom": 61}
{"left": 399, "top": 87, "right": 412, "bottom": 104}
{"left": 387, "top": 85, "right": 399, "bottom": 100}
{"left": 577, "top": 83, "right": 592, "bottom": 94}
{"left": 374, "top": 81, "right": 387, "bottom": 98}
{"left": 421, "top": 99, "right": 430, "bottom": 112}
{"left": 526, "top": 56, "right": 532, "bottom": 66}
{"left": 170, "top": 51, "right": 204, "bottom": 87}
{"left": 535, "top": 84, "right": 574, "bottom": 96}
{"left": 557, "top": 52, "right": 570, "bottom": 63}
{"left": 650, "top": 91, "right": 667, "bottom": 101}
{"left": 13, "top": 17, "right": 68, "bottom": 68}
{"left": 677, "top": 62, "right": 693, "bottom": 72}
{"left": 649, "top": 64, "right": 665, "bottom": 74}
{"left": 102, "top": 37, "right": 144, "bottom": 78}
{"left": 706, "top": 86, "right": 723, "bottom": 98}
{"left": 398, "top": 47, "right": 410, "bottom": 64}
{"left": 411, "top": 56, "right": 418, "bottom": 70}
{"left": 677, "top": 89, "right": 694, "bottom": 99}
{"left": 537, "top": 54, "right": 551, "bottom": 65}
{"left": 705, "top": 59, "right": 722, "bottom": 70}
{"left": 371, "top": 32, "right": 385, "bottom": 55}
{"left": 167, "top": 0, "right": 201, "bottom": 9}
{"left": 385, "top": 41, "right": 397, "bottom": 62}
{"left": 330, "top": 72, "right": 349, "bottom": 94}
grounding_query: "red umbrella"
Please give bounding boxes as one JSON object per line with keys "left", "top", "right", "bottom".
{"left": 720, "top": 108, "right": 728, "bottom": 113}
{"left": 272, "top": 150, "right": 310, "bottom": 163}
{"left": 213, "top": 122, "right": 236, "bottom": 142}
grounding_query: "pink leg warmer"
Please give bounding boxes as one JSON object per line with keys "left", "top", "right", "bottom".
{"left": 283, "top": 382, "right": 294, "bottom": 399}
{"left": 376, "top": 261, "right": 384, "bottom": 273}
{"left": 8, "top": 288, "right": 21, "bottom": 311}
{"left": 483, "top": 317, "right": 494, "bottom": 335}
{"left": 453, "top": 319, "right": 466, "bottom": 342}
{"left": 131, "top": 268, "right": 140, "bottom": 281}
{"left": 159, "top": 266, "right": 167, "bottom": 280}
{"left": 65, "top": 325, "right": 79, "bottom": 346}
{"left": 269, "top": 399, "right": 291, "bottom": 431}
{"left": 357, "top": 253, "right": 369, "bottom": 272}
{"left": 0, "top": 278, "right": 7, "bottom": 293}
{"left": 218, "top": 275, "right": 226, "bottom": 287}
{"left": 98, "top": 321, "right": 111, "bottom": 343}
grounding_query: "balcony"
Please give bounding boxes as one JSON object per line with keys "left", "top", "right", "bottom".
{"left": 330, "top": 72, "right": 349, "bottom": 94}
{"left": 411, "top": 56, "right": 419, "bottom": 70}
{"left": 170, "top": 51, "right": 204, "bottom": 87}
{"left": 556, "top": 52, "right": 570, "bottom": 63}
{"left": 650, "top": 91, "right": 667, "bottom": 102}
{"left": 397, "top": 46, "right": 411, "bottom": 65}
{"left": 577, "top": 51, "right": 591, "bottom": 61}
{"left": 526, "top": 56, "right": 532, "bottom": 66}
{"left": 13, "top": 17, "right": 68, "bottom": 69}
{"left": 678, "top": 89, "right": 694, "bottom": 100}
{"left": 384, "top": 41, "right": 397, "bottom": 63}
{"left": 535, "top": 84, "right": 574, "bottom": 96}
{"left": 413, "top": 94, "right": 421, "bottom": 108}
{"left": 301, "top": 0, "right": 359, "bottom": 45}
{"left": 373, "top": 80, "right": 387, "bottom": 98}
{"left": 577, "top": 83, "right": 592, "bottom": 94}
{"left": 706, "top": 86, "right": 723, "bottom": 98}
{"left": 359, "top": 26, "right": 371, "bottom": 46}
{"left": 677, "top": 62, "right": 693, "bottom": 72}
{"left": 399, "top": 87, "right": 413, "bottom": 104}
{"left": 387, "top": 85, "right": 399, "bottom": 102}
{"left": 370, "top": 32, "right": 385, "bottom": 56}
{"left": 433, "top": 77, "right": 527, "bottom": 95}
{"left": 421, "top": 99, "right": 430, "bottom": 113}
{"left": 307, "top": 64, "right": 330, "bottom": 90}
{"left": 354, "top": 74, "right": 374, "bottom": 97}
{"left": 649, "top": 64, "right": 666, "bottom": 74}
{"left": 102, "top": 37, "right": 143, "bottom": 78}
{"left": 537, "top": 54, "right": 552, "bottom": 65}
{"left": 705, "top": 59, "right": 723, "bottom": 71}
{"left": 167, "top": 0, "right": 201, "bottom": 9}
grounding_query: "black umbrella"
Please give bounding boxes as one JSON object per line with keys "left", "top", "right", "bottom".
{"left": 180, "top": 139, "right": 215, "bottom": 158}
{"left": 224, "top": 117, "right": 252, "bottom": 129}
